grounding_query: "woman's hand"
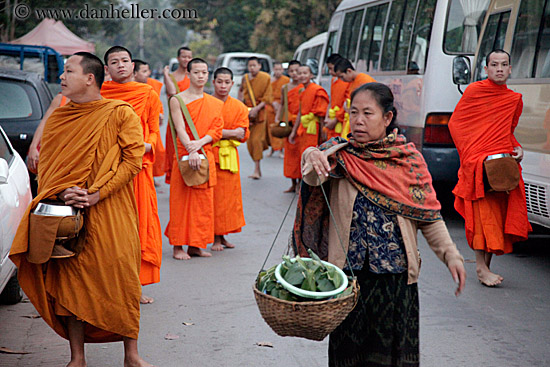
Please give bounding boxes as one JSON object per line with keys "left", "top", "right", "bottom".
{"left": 186, "top": 140, "right": 202, "bottom": 154}
{"left": 188, "top": 151, "right": 201, "bottom": 171}
{"left": 512, "top": 146, "right": 523, "bottom": 162}
{"left": 447, "top": 259, "right": 466, "bottom": 297}
{"left": 306, "top": 149, "right": 331, "bottom": 177}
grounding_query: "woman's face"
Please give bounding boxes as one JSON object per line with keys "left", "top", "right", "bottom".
{"left": 349, "top": 90, "right": 393, "bottom": 143}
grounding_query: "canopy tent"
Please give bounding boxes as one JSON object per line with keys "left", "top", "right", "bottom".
{"left": 10, "top": 18, "right": 94, "bottom": 55}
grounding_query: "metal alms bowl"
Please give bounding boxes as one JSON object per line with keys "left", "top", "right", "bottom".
{"left": 34, "top": 202, "right": 79, "bottom": 217}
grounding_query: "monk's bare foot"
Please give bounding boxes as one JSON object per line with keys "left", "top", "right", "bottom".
{"left": 284, "top": 185, "right": 296, "bottom": 193}
{"left": 140, "top": 295, "right": 154, "bottom": 304}
{"left": 278, "top": 151, "right": 284, "bottom": 159}
{"left": 67, "top": 360, "right": 86, "bottom": 367}
{"left": 221, "top": 237, "right": 236, "bottom": 249}
{"left": 477, "top": 268, "right": 503, "bottom": 287}
{"left": 187, "top": 246, "right": 212, "bottom": 257}
{"left": 173, "top": 246, "right": 191, "bottom": 260}
{"left": 211, "top": 243, "right": 224, "bottom": 251}
{"left": 248, "top": 173, "right": 261, "bottom": 180}
{"left": 124, "top": 356, "right": 155, "bottom": 367}
{"left": 267, "top": 149, "right": 274, "bottom": 157}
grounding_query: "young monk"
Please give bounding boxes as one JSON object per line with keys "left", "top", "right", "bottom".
{"left": 10, "top": 51, "right": 153, "bottom": 367}
{"left": 101, "top": 46, "right": 163, "bottom": 304}
{"left": 163, "top": 47, "right": 193, "bottom": 184}
{"left": 266, "top": 62, "right": 289, "bottom": 158}
{"left": 165, "top": 58, "right": 224, "bottom": 260}
{"left": 448, "top": 49, "right": 531, "bottom": 287}
{"left": 288, "top": 65, "right": 329, "bottom": 159}
{"left": 211, "top": 67, "right": 250, "bottom": 251}
{"left": 276, "top": 60, "right": 303, "bottom": 193}
{"left": 333, "top": 58, "right": 377, "bottom": 138}
{"left": 238, "top": 56, "right": 273, "bottom": 179}
{"left": 324, "top": 54, "right": 349, "bottom": 140}
{"left": 134, "top": 59, "right": 166, "bottom": 182}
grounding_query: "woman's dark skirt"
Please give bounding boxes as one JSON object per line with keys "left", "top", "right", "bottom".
{"left": 328, "top": 268, "right": 419, "bottom": 367}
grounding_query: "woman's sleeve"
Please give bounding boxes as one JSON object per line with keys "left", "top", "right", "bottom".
{"left": 419, "top": 220, "right": 464, "bottom": 265}
{"left": 301, "top": 147, "right": 329, "bottom": 186}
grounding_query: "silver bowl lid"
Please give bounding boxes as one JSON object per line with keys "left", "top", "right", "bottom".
{"left": 33, "top": 202, "right": 78, "bottom": 217}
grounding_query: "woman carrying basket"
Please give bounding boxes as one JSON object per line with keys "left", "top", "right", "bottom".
{"left": 294, "top": 82, "right": 466, "bottom": 366}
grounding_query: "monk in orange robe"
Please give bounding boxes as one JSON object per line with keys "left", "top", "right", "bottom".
{"left": 266, "top": 62, "right": 288, "bottom": 157}
{"left": 334, "top": 58, "right": 377, "bottom": 138}
{"left": 210, "top": 67, "right": 250, "bottom": 250}
{"left": 289, "top": 65, "right": 329, "bottom": 159}
{"left": 10, "top": 52, "right": 152, "bottom": 367}
{"left": 101, "top": 46, "right": 162, "bottom": 304}
{"left": 163, "top": 47, "right": 193, "bottom": 184}
{"left": 448, "top": 50, "right": 531, "bottom": 287}
{"left": 277, "top": 60, "right": 303, "bottom": 193}
{"left": 165, "top": 58, "right": 224, "bottom": 260}
{"left": 324, "top": 54, "right": 349, "bottom": 139}
{"left": 239, "top": 56, "right": 273, "bottom": 179}
{"left": 133, "top": 59, "right": 167, "bottom": 180}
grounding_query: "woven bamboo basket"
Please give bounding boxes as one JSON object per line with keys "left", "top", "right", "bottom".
{"left": 253, "top": 279, "right": 359, "bottom": 341}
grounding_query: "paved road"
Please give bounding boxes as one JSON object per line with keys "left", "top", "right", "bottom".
{"left": 1, "top": 103, "right": 549, "bottom": 367}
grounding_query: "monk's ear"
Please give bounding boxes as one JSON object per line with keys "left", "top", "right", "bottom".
{"left": 86, "top": 73, "right": 95, "bottom": 87}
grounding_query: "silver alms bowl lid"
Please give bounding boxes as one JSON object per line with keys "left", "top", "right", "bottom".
{"left": 33, "top": 202, "right": 79, "bottom": 216}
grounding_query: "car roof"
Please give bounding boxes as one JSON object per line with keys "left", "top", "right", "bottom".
{"left": 0, "top": 67, "right": 44, "bottom": 84}
{"left": 218, "top": 52, "right": 272, "bottom": 59}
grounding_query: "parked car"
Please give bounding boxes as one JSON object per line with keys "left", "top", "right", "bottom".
{"left": 0, "top": 68, "right": 53, "bottom": 167}
{"left": 0, "top": 125, "right": 32, "bottom": 304}
{"left": 213, "top": 52, "right": 273, "bottom": 99}
{"left": 0, "top": 43, "right": 64, "bottom": 84}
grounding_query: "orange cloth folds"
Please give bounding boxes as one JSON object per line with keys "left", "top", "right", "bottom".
{"left": 101, "top": 81, "right": 163, "bottom": 286}
{"left": 165, "top": 94, "right": 224, "bottom": 248}
{"left": 297, "top": 83, "right": 329, "bottom": 155}
{"left": 326, "top": 77, "right": 350, "bottom": 139}
{"left": 147, "top": 78, "right": 166, "bottom": 178}
{"left": 10, "top": 99, "right": 144, "bottom": 342}
{"left": 243, "top": 71, "right": 273, "bottom": 161}
{"left": 213, "top": 96, "right": 250, "bottom": 235}
{"left": 284, "top": 84, "right": 304, "bottom": 179}
{"left": 165, "top": 74, "right": 190, "bottom": 183}
{"left": 266, "top": 75, "right": 289, "bottom": 151}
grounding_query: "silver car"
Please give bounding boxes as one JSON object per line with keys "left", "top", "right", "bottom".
{"left": 0, "top": 125, "right": 32, "bottom": 304}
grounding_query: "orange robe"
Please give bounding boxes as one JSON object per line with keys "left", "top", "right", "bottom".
{"left": 349, "top": 72, "right": 377, "bottom": 94}
{"left": 165, "top": 74, "right": 191, "bottom": 183}
{"left": 326, "top": 77, "right": 349, "bottom": 140}
{"left": 147, "top": 77, "right": 167, "bottom": 177}
{"left": 165, "top": 94, "right": 224, "bottom": 248}
{"left": 10, "top": 99, "right": 144, "bottom": 342}
{"left": 448, "top": 78, "right": 531, "bottom": 254}
{"left": 101, "top": 81, "right": 163, "bottom": 286}
{"left": 213, "top": 97, "right": 250, "bottom": 235}
{"left": 242, "top": 71, "right": 273, "bottom": 161}
{"left": 284, "top": 84, "right": 304, "bottom": 179}
{"left": 266, "top": 75, "right": 289, "bottom": 151}
{"left": 297, "top": 83, "right": 329, "bottom": 156}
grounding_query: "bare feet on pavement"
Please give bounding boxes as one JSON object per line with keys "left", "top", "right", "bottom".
{"left": 173, "top": 246, "right": 191, "bottom": 260}
{"left": 477, "top": 268, "right": 503, "bottom": 287}
{"left": 140, "top": 295, "right": 154, "bottom": 304}
{"left": 284, "top": 185, "right": 296, "bottom": 193}
{"left": 248, "top": 172, "right": 261, "bottom": 179}
{"left": 124, "top": 356, "right": 156, "bottom": 367}
{"left": 187, "top": 246, "right": 212, "bottom": 257}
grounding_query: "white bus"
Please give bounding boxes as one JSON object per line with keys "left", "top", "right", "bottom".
{"left": 316, "top": 0, "right": 490, "bottom": 182}
{"left": 293, "top": 32, "right": 328, "bottom": 84}
{"left": 455, "top": 0, "right": 550, "bottom": 229}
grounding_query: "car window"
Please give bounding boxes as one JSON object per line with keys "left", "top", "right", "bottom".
{"left": 0, "top": 80, "right": 34, "bottom": 119}
{"left": 0, "top": 130, "right": 14, "bottom": 163}
{"left": 227, "top": 57, "right": 271, "bottom": 75}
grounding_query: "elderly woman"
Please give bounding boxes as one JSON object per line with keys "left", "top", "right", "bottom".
{"left": 292, "top": 83, "right": 466, "bottom": 366}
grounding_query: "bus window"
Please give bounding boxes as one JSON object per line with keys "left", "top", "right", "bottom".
{"left": 381, "top": 0, "right": 418, "bottom": 71}
{"left": 511, "top": 0, "right": 546, "bottom": 79}
{"left": 323, "top": 31, "right": 338, "bottom": 76}
{"left": 408, "top": 0, "right": 436, "bottom": 74}
{"left": 305, "top": 45, "right": 323, "bottom": 75}
{"left": 444, "top": 0, "right": 489, "bottom": 54}
{"left": 536, "top": 2, "right": 550, "bottom": 78}
{"left": 339, "top": 9, "right": 365, "bottom": 62}
{"left": 357, "top": 3, "right": 389, "bottom": 72}
{"left": 474, "top": 11, "right": 510, "bottom": 81}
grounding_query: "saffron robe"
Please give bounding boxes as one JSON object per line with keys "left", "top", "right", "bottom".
{"left": 326, "top": 77, "right": 350, "bottom": 140}
{"left": 101, "top": 81, "right": 163, "bottom": 285}
{"left": 165, "top": 74, "right": 191, "bottom": 183}
{"left": 266, "top": 75, "right": 289, "bottom": 151}
{"left": 284, "top": 84, "right": 304, "bottom": 179}
{"left": 10, "top": 99, "right": 144, "bottom": 342}
{"left": 213, "top": 96, "right": 250, "bottom": 235}
{"left": 165, "top": 94, "right": 224, "bottom": 248}
{"left": 147, "top": 77, "right": 166, "bottom": 177}
{"left": 448, "top": 78, "right": 531, "bottom": 254}
{"left": 243, "top": 71, "right": 273, "bottom": 161}
{"left": 297, "top": 83, "right": 330, "bottom": 156}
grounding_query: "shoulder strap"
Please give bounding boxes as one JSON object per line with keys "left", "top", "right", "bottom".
{"left": 170, "top": 74, "right": 181, "bottom": 93}
{"left": 282, "top": 84, "right": 289, "bottom": 122}
{"left": 244, "top": 74, "right": 257, "bottom": 108}
{"left": 168, "top": 95, "right": 207, "bottom": 158}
